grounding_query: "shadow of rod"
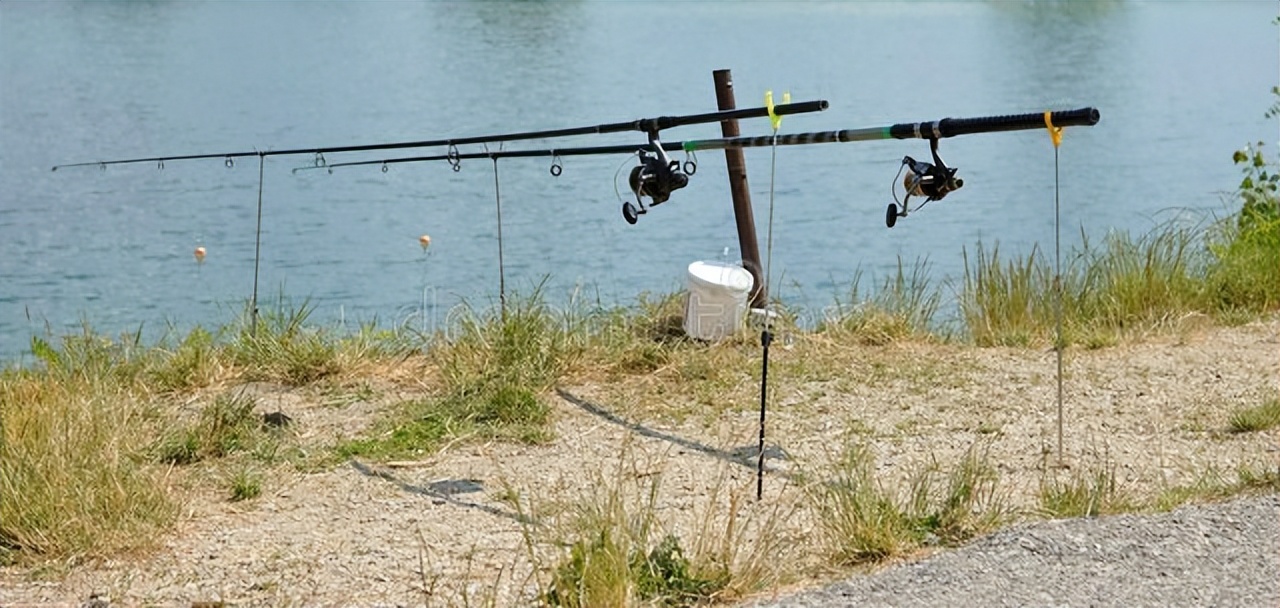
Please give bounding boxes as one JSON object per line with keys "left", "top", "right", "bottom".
{"left": 555, "top": 388, "right": 795, "bottom": 481}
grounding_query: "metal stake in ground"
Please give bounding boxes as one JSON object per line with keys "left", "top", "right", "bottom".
{"left": 757, "top": 92, "right": 787, "bottom": 501}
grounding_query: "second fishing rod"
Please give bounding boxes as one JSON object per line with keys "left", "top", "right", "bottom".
{"left": 51, "top": 100, "right": 828, "bottom": 171}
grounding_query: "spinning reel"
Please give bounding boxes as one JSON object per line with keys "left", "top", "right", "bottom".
{"left": 886, "top": 138, "right": 963, "bottom": 228}
{"left": 621, "top": 138, "right": 692, "bottom": 225}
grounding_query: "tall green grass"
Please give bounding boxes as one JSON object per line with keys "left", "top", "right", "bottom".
{"left": 962, "top": 139, "right": 1278, "bottom": 346}
{"left": 962, "top": 219, "right": 1276, "bottom": 347}
{"left": 224, "top": 298, "right": 342, "bottom": 385}
{"left": 1, "top": 333, "right": 175, "bottom": 562}
{"left": 1038, "top": 447, "right": 1134, "bottom": 518}
{"left": 540, "top": 476, "right": 725, "bottom": 607}
{"left": 960, "top": 243, "right": 1052, "bottom": 347}
{"left": 961, "top": 226, "right": 1209, "bottom": 347}
{"left": 823, "top": 258, "right": 942, "bottom": 345}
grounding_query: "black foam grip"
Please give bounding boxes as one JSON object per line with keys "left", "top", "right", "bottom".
{"left": 889, "top": 107, "right": 1100, "bottom": 139}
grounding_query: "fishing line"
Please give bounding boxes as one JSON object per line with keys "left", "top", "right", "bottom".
{"left": 419, "top": 236, "right": 432, "bottom": 335}
{"left": 251, "top": 152, "right": 265, "bottom": 335}
{"left": 612, "top": 152, "right": 641, "bottom": 205}
{"left": 491, "top": 156, "right": 507, "bottom": 319}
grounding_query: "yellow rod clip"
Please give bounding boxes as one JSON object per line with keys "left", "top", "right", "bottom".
{"left": 767, "top": 90, "right": 791, "bottom": 131}
{"left": 1044, "top": 111, "right": 1063, "bottom": 148}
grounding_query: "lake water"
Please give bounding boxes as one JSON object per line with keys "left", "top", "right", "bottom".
{"left": 1, "top": 1, "right": 1276, "bottom": 362}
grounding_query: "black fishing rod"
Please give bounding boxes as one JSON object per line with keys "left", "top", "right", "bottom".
{"left": 318, "top": 107, "right": 1100, "bottom": 225}
{"left": 49, "top": 100, "right": 828, "bottom": 171}
{"left": 679, "top": 107, "right": 1100, "bottom": 150}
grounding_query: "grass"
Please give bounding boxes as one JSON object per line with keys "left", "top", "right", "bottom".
{"left": 155, "top": 391, "right": 265, "bottom": 465}
{"left": 960, "top": 141, "right": 1278, "bottom": 347}
{"left": 822, "top": 258, "right": 943, "bottom": 346}
{"left": 1153, "top": 462, "right": 1280, "bottom": 512}
{"left": 1, "top": 332, "right": 176, "bottom": 562}
{"left": 337, "top": 289, "right": 570, "bottom": 460}
{"left": 535, "top": 474, "right": 724, "bottom": 607}
{"left": 960, "top": 226, "right": 1211, "bottom": 348}
{"left": 809, "top": 442, "right": 1008, "bottom": 566}
{"left": 515, "top": 454, "right": 790, "bottom": 607}
{"left": 1038, "top": 453, "right": 1134, "bottom": 518}
{"left": 1228, "top": 398, "right": 1280, "bottom": 433}
{"left": 0, "top": 300, "right": 418, "bottom": 563}
{"left": 224, "top": 298, "right": 342, "bottom": 385}
{"left": 228, "top": 466, "right": 263, "bottom": 502}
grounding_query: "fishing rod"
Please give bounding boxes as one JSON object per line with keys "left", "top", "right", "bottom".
{"left": 318, "top": 107, "right": 1100, "bottom": 226}
{"left": 300, "top": 139, "right": 702, "bottom": 224}
{"left": 682, "top": 107, "right": 1099, "bottom": 227}
{"left": 49, "top": 100, "right": 828, "bottom": 171}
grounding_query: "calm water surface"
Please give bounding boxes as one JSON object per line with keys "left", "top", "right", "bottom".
{"left": 1, "top": 1, "right": 1276, "bottom": 361}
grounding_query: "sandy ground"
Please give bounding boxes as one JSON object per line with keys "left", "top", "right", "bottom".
{"left": 1, "top": 318, "right": 1277, "bottom": 607}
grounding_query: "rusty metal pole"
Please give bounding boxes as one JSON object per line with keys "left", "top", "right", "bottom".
{"left": 713, "top": 69, "right": 767, "bottom": 309}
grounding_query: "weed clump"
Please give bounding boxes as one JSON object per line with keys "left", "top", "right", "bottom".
{"left": 1228, "top": 398, "right": 1280, "bottom": 434}
{"left": 154, "top": 392, "right": 266, "bottom": 465}
{"left": 225, "top": 299, "right": 341, "bottom": 385}
{"left": 339, "top": 290, "right": 570, "bottom": 460}
{"left": 536, "top": 471, "right": 733, "bottom": 608}
{"left": 809, "top": 443, "right": 1007, "bottom": 565}
{"left": 1038, "top": 454, "right": 1133, "bottom": 518}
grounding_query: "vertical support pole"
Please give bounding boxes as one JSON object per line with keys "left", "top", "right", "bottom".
{"left": 713, "top": 69, "right": 767, "bottom": 309}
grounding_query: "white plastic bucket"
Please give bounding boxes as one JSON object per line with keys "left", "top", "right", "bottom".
{"left": 683, "top": 260, "right": 754, "bottom": 341}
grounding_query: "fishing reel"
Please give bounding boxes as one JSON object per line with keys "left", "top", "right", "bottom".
{"left": 621, "top": 140, "right": 691, "bottom": 225}
{"left": 886, "top": 138, "right": 963, "bottom": 228}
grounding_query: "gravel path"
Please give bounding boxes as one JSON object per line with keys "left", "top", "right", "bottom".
{"left": 747, "top": 493, "right": 1280, "bottom": 608}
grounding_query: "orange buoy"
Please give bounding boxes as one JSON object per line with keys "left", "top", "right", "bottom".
{"left": 194, "top": 246, "right": 206, "bottom": 263}
{"left": 418, "top": 234, "right": 431, "bottom": 251}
